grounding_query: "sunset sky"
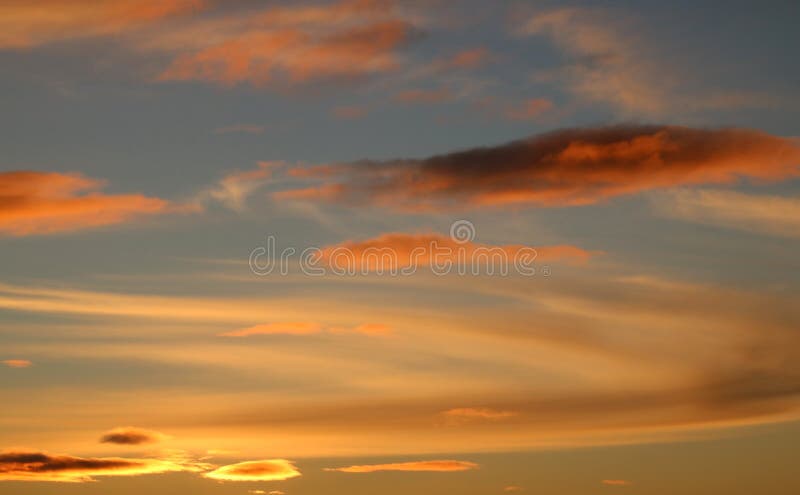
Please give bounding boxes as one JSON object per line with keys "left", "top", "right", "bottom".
{"left": 1, "top": 1, "right": 800, "bottom": 494}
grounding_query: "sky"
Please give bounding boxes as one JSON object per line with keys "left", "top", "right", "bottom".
{"left": 1, "top": 0, "right": 800, "bottom": 494}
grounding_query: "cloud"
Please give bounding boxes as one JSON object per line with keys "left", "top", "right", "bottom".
{"left": 505, "top": 98, "right": 554, "bottom": 120}
{"left": 203, "top": 459, "right": 301, "bottom": 481}
{"left": 2, "top": 359, "right": 31, "bottom": 368}
{"left": 440, "top": 48, "right": 491, "bottom": 70}
{"left": 326, "top": 460, "right": 478, "bottom": 473}
{"left": 442, "top": 407, "right": 517, "bottom": 423}
{"left": 219, "top": 322, "right": 391, "bottom": 338}
{"left": 651, "top": 189, "right": 800, "bottom": 238}
{"left": 157, "top": 0, "right": 416, "bottom": 88}
{"left": 274, "top": 125, "right": 800, "bottom": 210}
{"left": 504, "top": 486, "right": 523, "bottom": 492}
{"left": 197, "top": 161, "right": 282, "bottom": 211}
{"left": 214, "top": 124, "right": 266, "bottom": 135}
{"left": 0, "top": 0, "right": 204, "bottom": 49}
{"left": 0, "top": 171, "right": 172, "bottom": 236}
{"left": 394, "top": 89, "right": 452, "bottom": 104}
{"left": 519, "top": 7, "right": 779, "bottom": 115}
{"left": 316, "top": 232, "right": 594, "bottom": 273}
{"left": 0, "top": 449, "right": 198, "bottom": 482}
{"left": 100, "top": 427, "right": 168, "bottom": 445}
{"left": 332, "top": 105, "right": 369, "bottom": 119}
{"left": 602, "top": 479, "right": 632, "bottom": 486}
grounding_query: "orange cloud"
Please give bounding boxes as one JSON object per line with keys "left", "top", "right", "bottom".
{"left": 326, "top": 460, "right": 478, "bottom": 473}
{"left": 317, "top": 232, "right": 594, "bottom": 273}
{"left": 2, "top": 359, "right": 31, "bottom": 368}
{"left": 274, "top": 126, "right": 800, "bottom": 210}
{"left": 203, "top": 459, "right": 301, "bottom": 481}
{"left": 100, "top": 427, "right": 168, "bottom": 445}
{"left": 504, "top": 486, "right": 523, "bottom": 492}
{"left": 0, "top": 449, "right": 197, "bottom": 482}
{"left": 219, "top": 322, "right": 391, "bottom": 338}
{"left": 0, "top": 171, "right": 171, "bottom": 236}
{"left": 158, "top": 14, "right": 413, "bottom": 87}
{"left": 442, "top": 407, "right": 517, "bottom": 423}
{"left": 0, "top": 0, "right": 204, "bottom": 49}
{"left": 602, "top": 479, "right": 632, "bottom": 486}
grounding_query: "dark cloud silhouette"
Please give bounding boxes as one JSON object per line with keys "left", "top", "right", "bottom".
{"left": 275, "top": 125, "right": 800, "bottom": 210}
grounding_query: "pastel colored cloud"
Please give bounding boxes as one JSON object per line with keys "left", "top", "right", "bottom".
{"left": 442, "top": 407, "right": 518, "bottom": 422}
{"left": 0, "top": 449, "right": 198, "bottom": 482}
{"left": 326, "top": 460, "right": 479, "bottom": 473}
{"left": 100, "top": 427, "right": 168, "bottom": 445}
{"left": 0, "top": 0, "right": 204, "bottom": 49}
{"left": 275, "top": 126, "right": 800, "bottom": 210}
{"left": 157, "top": 0, "right": 415, "bottom": 88}
{"left": 2, "top": 359, "right": 32, "bottom": 368}
{"left": 0, "top": 171, "right": 171, "bottom": 236}
{"left": 651, "top": 189, "right": 800, "bottom": 238}
{"left": 521, "top": 7, "right": 777, "bottom": 115}
{"left": 219, "top": 322, "right": 391, "bottom": 337}
{"left": 203, "top": 459, "right": 301, "bottom": 482}
{"left": 198, "top": 161, "right": 283, "bottom": 211}
{"left": 317, "top": 232, "right": 595, "bottom": 273}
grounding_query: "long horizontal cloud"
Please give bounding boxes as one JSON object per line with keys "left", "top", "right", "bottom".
{"left": 2, "top": 359, "right": 31, "bottom": 368}
{"left": 317, "top": 232, "right": 595, "bottom": 272}
{"left": 0, "top": 0, "right": 203, "bottom": 49}
{"left": 0, "top": 171, "right": 172, "bottom": 236}
{"left": 220, "top": 322, "right": 391, "bottom": 337}
{"left": 326, "top": 460, "right": 478, "bottom": 473}
{"left": 0, "top": 449, "right": 197, "bottom": 482}
{"left": 651, "top": 189, "right": 800, "bottom": 238}
{"left": 274, "top": 125, "right": 800, "bottom": 210}
{"left": 100, "top": 427, "right": 168, "bottom": 445}
{"left": 157, "top": 1, "right": 416, "bottom": 87}
{"left": 203, "top": 459, "right": 301, "bottom": 481}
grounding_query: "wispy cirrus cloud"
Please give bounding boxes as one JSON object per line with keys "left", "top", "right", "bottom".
{"left": 100, "top": 427, "right": 169, "bottom": 445}
{"left": 219, "top": 322, "right": 391, "bottom": 338}
{"left": 651, "top": 189, "right": 800, "bottom": 238}
{"left": 519, "top": 7, "right": 780, "bottom": 116}
{"left": 203, "top": 459, "right": 301, "bottom": 481}
{"left": 325, "top": 460, "right": 478, "bottom": 473}
{"left": 0, "top": 171, "right": 174, "bottom": 236}
{"left": 274, "top": 125, "right": 800, "bottom": 211}
{"left": 196, "top": 161, "right": 282, "bottom": 211}
{"left": 442, "top": 407, "right": 517, "bottom": 423}
{"left": 0, "top": 449, "right": 201, "bottom": 482}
